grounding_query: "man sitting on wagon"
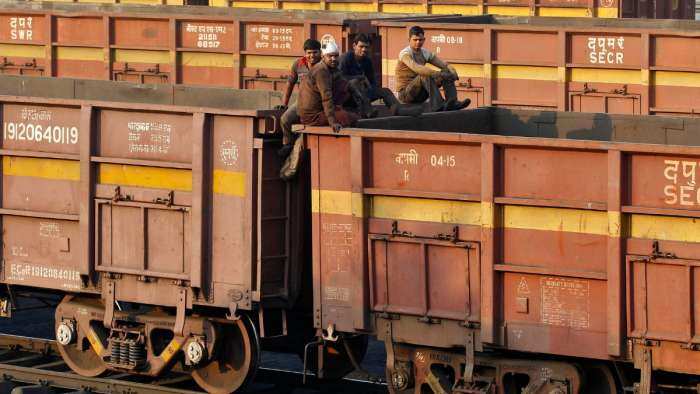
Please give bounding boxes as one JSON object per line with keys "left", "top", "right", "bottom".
{"left": 297, "top": 41, "right": 359, "bottom": 133}
{"left": 396, "top": 25, "right": 470, "bottom": 112}
{"left": 339, "top": 33, "right": 399, "bottom": 117}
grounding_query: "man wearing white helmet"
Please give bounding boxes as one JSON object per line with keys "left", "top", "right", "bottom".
{"left": 297, "top": 41, "right": 359, "bottom": 133}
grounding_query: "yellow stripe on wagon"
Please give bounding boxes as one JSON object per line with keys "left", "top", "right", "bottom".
{"left": 0, "top": 44, "right": 45, "bottom": 59}
{"left": 213, "top": 169, "right": 246, "bottom": 197}
{"left": 328, "top": 2, "right": 376, "bottom": 12}
{"left": 372, "top": 196, "right": 482, "bottom": 225}
{"left": 630, "top": 214, "right": 700, "bottom": 243}
{"left": 503, "top": 205, "right": 608, "bottom": 235}
{"left": 653, "top": 71, "right": 700, "bottom": 88}
{"left": 98, "top": 164, "right": 192, "bottom": 191}
{"left": 570, "top": 68, "right": 641, "bottom": 85}
{"left": 430, "top": 5, "right": 481, "bottom": 15}
{"left": 494, "top": 65, "right": 559, "bottom": 81}
{"left": 243, "top": 55, "right": 298, "bottom": 70}
{"left": 56, "top": 47, "right": 104, "bottom": 62}
{"left": 113, "top": 49, "right": 170, "bottom": 64}
{"left": 380, "top": 3, "right": 425, "bottom": 13}
{"left": 3, "top": 157, "right": 80, "bottom": 181}
{"left": 180, "top": 52, "right": 234, "bottom": 68}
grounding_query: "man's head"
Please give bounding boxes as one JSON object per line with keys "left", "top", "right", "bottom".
{"left": 303, "top": 39, "right": 322, "bottom": 65}
{"left": 408, "top": 26, "right": 425, "bottom": 51}
{"left": 352, "top": 33, "right": 371, "bottom": 59}
{"left": 321, "top": 42, "right": 340, "bottom": 68}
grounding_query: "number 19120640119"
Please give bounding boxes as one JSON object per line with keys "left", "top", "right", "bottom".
{"left": 3, "top": 122, "right": 78, "bottom": 145}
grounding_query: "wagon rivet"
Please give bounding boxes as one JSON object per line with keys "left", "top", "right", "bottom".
{"left": 56, "top": 322, "right": 75, "bottom": 346}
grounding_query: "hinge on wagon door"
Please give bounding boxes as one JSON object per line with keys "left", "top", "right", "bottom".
{"left": 112, "top": 186, "right": 132, "bottom": 203}
{"left": 391, "top": 221, "right": 414, "bottom": 237}
{"left": 435, "top": 226, "right": 459, "bottom": 243}
{"left": 681, "top": 343, "right": 700, "bottom": 351}
{"left": 377, "top": 312, "right": 400, "bottom": 320}
{"left": 651, "top": 240, "right": 677, "bottom": 260}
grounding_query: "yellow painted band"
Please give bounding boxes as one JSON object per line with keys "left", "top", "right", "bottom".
{"left": 371, "top": 196, "right": 482, "bottom": 226}
{"left": 311, "top": 189, "right": 363, "bottom": 216}
{"left": 380, "top": 3, "right": 425, "bottom": 13}
{"left": 538, "top": 7, "right": 592, "bottom": 17}
{"left": 98, "top": 164, "right": 192, "bottom": 191}
{"left": 87, "top": 330, "right": 105, "bottom": 355}
{"left": 641, "top": 69, "right": 650, "bottom": 86}
{"left": 213, "top": 169, "right": 246, "bottom": 197}
{"left": 3, "top": 157, "right": 79, "bottom": 181}
{"left": 232, "top": 1, "right": 276, "bottom": 8}
{"left": 503, "top": 205, "right": 608, "bottom": 235}
{"left": 481, "top": 201, "right": 494, "bottom": 229}
{"left": 243, "top": 55, "right": 297, "bottom": 70}
{"left": 160, "top": 339, "right": 182, "bottom": 362}
{"left": 383, "top": 60, "right": 483, "bottom": 79}
{"left": 181, "top": 52, "right": 234, "bottom": 68}
{"left": 484, "top": 6, "right": 531, "bottom": 16}
{"left": 596, "top": 7, "right": 619, "bottom": 18}
{"left": 630, "top": 214, "right": 700, "bottom": 243}
{"left": 570, "top": 68, "right": 641, "bottom": 85}
{"left": 281, "top": 1, "right": 322, "bottom": 9}
{"left": 0, "top": 44, "right": 45, "bottom": 59}
{"left": 654, "top": 71, "right": 700, "bottom": 88}
{"left": 494, "top": 65, "right": 558, "bottom": 81}
{"left": 430, "top": 4, "right": 480, "bottom": 15}
{"left": 558, "top": 66, "right": 566, "bottom": 83}
{"left": 210, "top": 0, "right": 229, "bottom": 6}
{"left": 328, "top": 2, "right": 376, "bottom": 11}
{"left": 56, "top": 47, "right": 103, "bottom": 62}
{"left": 114, "top": 49, "right": 170, "bottom": 64}
{"left": 608, "top": 211, "right": 621, "bottom": 238}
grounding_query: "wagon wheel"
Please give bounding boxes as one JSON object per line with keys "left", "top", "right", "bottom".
{"left": 191, "top": 314, "right": 260, "bottom": 394}
{"left": 582, "top": 363, "right": 620, "bottom": 394}
{"left": 55, "top": 297, "right": 108, "bottom": 377}
{"left": 386, "top": 362, "right": 415, "bottom": 394}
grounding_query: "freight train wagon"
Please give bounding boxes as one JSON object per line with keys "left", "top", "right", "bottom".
{"left": 19, "top": 0, "right": 698, "bottom": 19}
{"left": 0, "top": 78, "right": 325, "bottom": 394}
{"left": 0, "top": 2, "right": 415, "bottom": 90}
{"left": 303, "top": 108, "right": 700, "bottom": 393}
{"left": 375, "top": 15, "right": 700, "bottom": 118}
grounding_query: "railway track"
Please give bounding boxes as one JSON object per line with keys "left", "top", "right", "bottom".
{"left": 0, "top": 335, "right": 386, "bottom": 394}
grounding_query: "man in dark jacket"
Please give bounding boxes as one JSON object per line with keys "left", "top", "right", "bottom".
{"left": 339, "top": 33, "right": 399, "bottom": 116}
{"left": 298, "top": 42, "right": 359, "bottom": 132}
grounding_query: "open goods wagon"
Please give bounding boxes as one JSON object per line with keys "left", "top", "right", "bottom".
{"left": 20, "top": 0, "right": 697, "bottom": 19}
{"left": 304, "top": 108, "right": 700, "bottom": 393}
{"left": 0, "top": 78, "right": 316, "bottom": 393}
{"left": 0, "top": 1, "right": 413, "bottom": 91}
{"left": 376, "top": 15, "right": 700, "bottom": 118}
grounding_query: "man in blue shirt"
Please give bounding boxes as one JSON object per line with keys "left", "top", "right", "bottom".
{"left": 339, "top": 33, "right": 399, "bottom": 116}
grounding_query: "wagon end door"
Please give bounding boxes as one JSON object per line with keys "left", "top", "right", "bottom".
{"left": 369, "top": 234, "right": 481, "bottom": 347}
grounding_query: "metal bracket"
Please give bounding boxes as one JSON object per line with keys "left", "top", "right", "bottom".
{"left": 103, "top": 280, "right": 116, "bottom": 328}
{"left": 321, "top": 323, "right": 339, "bottom": 342}
{"left": 436, "top": 226, "right": 459, "bottom": 243}
{"left": 463, "top": 330, "right": 476, "bottom": 383}
{"left": 391, "top": 220, "right": 414, "bottom": 237}
{"left": 651, "top": 240, "right": 677, "bottom": 259}
{"left": 174, "top": 287, "right": 187, "bottom": 337}
{"left": 154, "top": 190, "right": 174, "bottom": 207}
{"left": 226, "top": 302, "right": 240, "bottom": 321}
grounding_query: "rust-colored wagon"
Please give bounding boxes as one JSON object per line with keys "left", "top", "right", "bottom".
{"left": 0, "top": 1, "right": 402, "bottom": 91}
{"left": 304, "top": 108, "right": 700, "bottom": 393}
{"left": 18, "top": 0, "right": 698, "bottom": 19}
{"left": 375, "top": 15, "right": 700, "bottom": 117}
{"left": 0, "top": 79, "right": 312, "bottom": 393}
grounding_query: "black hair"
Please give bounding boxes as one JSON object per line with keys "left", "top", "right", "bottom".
{"left": 353, "top": 33, "right": 371, "bottom": 45}
{"left": 303, "top": 39, "right": 321, "bottom": 51}
{"left": 408, "top": 26, "right": 425, "bottom": 38}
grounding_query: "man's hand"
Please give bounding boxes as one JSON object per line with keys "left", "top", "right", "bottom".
{"left": 439, "top": 69, "right": 457, "bottom": 82}
{"left": 331, "top": 122, "right": 343, "bottom": 133}
{"left": 274, "top": 104, "right": 288, "bottom": 111}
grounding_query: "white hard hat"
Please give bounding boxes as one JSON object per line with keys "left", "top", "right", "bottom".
{"left": 322, "top": 42, "right": 339, "bottom": 55}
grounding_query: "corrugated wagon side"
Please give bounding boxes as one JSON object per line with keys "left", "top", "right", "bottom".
{"left": 0, "top": 89, "right": 309, "bottom": 393}
{"left": 304, "top": 109, "right": 700, "bottom": 393}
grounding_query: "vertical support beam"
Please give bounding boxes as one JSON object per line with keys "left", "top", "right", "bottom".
{"left": 483, "top": 28, "right": 493, "bottom": 107}
{"left": 607, "top": 149, "right": 623, "bottom": 357}
{"left": 191, "top": 112, "right": 208, "bottom": 291}
{"left": 641, "top": 32, "right": 651, "bottom": 115}
{"left": 588, "top": 0, "right": 595, "bottom": 16}
{"left": 79, "top": 105, "right": 94, "bottom": 278}
{"left": 44, "top": 13, "right": 53, "bottom": 77}
{"left": 529, "top": 0, "right": 536, "bottom": 16}
{"left": 233, "top": 21, "right": 242, "bottom": 89}
{"left": 480, "top": 142, "right": 496, "bottom": 344}
{"left": 350, "top": 135, "right": 369, "bottom": 330}
{"left": 103, "top": 16, "right": 111, "bottom": 81}
{"left": 169, "top": 17, "right": 178, "bottom": 85}
{"left": 309, "top": 135, "right": 323, "bottom": 329}
{"left": 477, "top": 0, "right": 485, "bottom": 15}
{"left": 557, "top": 31, "right": 567, "bottom": 111}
